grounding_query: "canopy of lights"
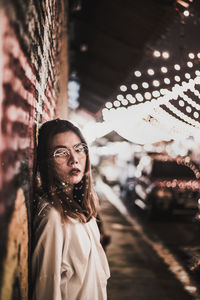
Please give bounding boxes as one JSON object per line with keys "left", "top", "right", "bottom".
{"left": 100, "top": 2, "right": 200, "bottom": 145}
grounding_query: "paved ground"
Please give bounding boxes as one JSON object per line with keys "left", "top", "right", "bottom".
{"left": 97, "top": 180, "right": 198, "bottom": 300}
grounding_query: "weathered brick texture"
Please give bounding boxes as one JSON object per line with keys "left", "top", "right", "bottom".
{"left": 0, "top": 1, "right": 69, "bottom": 299}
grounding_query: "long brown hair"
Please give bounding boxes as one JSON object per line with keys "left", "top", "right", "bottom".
{"left": 36, "top": 119, "right": 98, "bottom": 223}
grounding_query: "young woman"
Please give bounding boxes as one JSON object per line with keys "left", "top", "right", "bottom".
{"left": 32, "top": 119, "right": 110, "bottom": 300}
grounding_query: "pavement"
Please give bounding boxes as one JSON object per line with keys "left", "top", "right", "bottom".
{"left": 96, "top": 178, "right": 199, "bottom": 300}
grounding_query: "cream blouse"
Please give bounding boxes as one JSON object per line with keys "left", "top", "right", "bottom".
{"left": 32, "top": 200, "right": 110, "bottom": 300}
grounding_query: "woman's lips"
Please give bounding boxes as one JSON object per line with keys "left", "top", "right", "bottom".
{"left": 69, "top": 168, "right": 81, "bottom": 176}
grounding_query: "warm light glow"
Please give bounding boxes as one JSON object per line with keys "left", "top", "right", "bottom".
{"left": 135, "top": 93, "right": 144, "bottom": 102}
{"left": 117, "top": 94, "right": 124, "bottom": 100}
{"left": 195, "top": 70, "right": 200, "bottom": 76}
{"left": 188, "top": 53, "right": 195, "bottom": 59}
{"left": 120, "top": 85, "right": 127, "bottom": 91}
{"left": 161, "top": 66, "right": 168, "bottom": 73}
{"left": 164, "top": 78, "right": 170, "bottom": 84}
{"left": 134, "top": 71, "right": 142, "bottom": 77}
{"left": 174, "top": 64, "right": 181, "bottom": 71}
{"left": 162, "top": 51, "right": 170, "bottom": 59}
{"left": 175, "top": 76, "right": 181, "bottom": 82}
{"left": 197, "top": 53, "right": 200, "bottom": 59}
{"left": 187, "top": 61, "right": 193, "bottom": 68}
{"left": 144, "top": 92, "right": 151, "bottom": 100}
{"left": 142, "top": 82, "right": 149, "bottom": 89}
{"left": 153, "top": 50, "right": 161, "bottom": 57}
{"left": 131, "top": 84, "right": 138, "bottom": 90}
{"left": 194, "top": 112, "right": 199, "bottom": 118}
{"left": 122, "top": 99, "right": 128, "bottom": 105}
{"left": 114, "top": 100, "right": 120, "bottom": 107}
{"left": 183, "top": 10, "right": 190, "bottom": 17}
{"left": 105, "top": 102, "right": 113, "bottom": 109}
{"left": 147, "top": 69, "right": 155, "bottom": 76}
{"left": 152, "top": 90, "right": 160, "bottom": 97}
{"left": 185, "top": 73, "right": 191, "bottom": 79}
{"left": 186, "top": 106, "right": 192, "bottom": 113}
{"left": 153, "top": 80, "right": 160, "bottom": 87}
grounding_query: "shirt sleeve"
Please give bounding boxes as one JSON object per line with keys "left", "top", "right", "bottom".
{"left": 32, "top": 207, "right": 64, "bottom": 300}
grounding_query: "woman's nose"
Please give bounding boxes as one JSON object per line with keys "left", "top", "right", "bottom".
{"left": 68, "top": 151, "right": 78, "bottom": 165}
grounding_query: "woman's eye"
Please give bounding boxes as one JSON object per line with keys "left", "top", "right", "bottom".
{"left": 54, "top": 150, "right": 69, "bottom": 157}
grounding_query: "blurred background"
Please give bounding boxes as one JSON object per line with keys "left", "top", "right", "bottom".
{"left": 1, "top": 0, "right": 200, "bottom": 299}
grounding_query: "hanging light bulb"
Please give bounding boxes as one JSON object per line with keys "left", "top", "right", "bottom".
{"left": 120, "top": 85, "right": 127, "bottom": 91}
{"left": 142, "top": 82, "right": 149, "bottom": 89}
{"left": 105, "top": 102, "right": 113, "bottom": 109}
{"left": 164, "top": 78, "right": 170, "bottom": 84}
{"left": 147, "top": 69, "right": 155, "bottom": 76}
{"left": 187, "top": 61, "right": 193, "bottom": 68}
{"left": 153, "top": 80, "right": 160, "bottom": 87}
{"left": 114, "top": 100, "right": 120, "bottom": 107}
{"left": 134, "top": 71, "right": 142, "bottom": 77}
{"left": 188, "top": 53, "right": 195, "bottom": 59}
{"left": 174, "top": 64, "right": 181, "bottom": 71}
{"left": 131, "top": 84, "right": 138, "bottom": 90}
{"left": 161, "top": 66, "right": 168, "bottom": 73}
{"left": 162, "top": 51, "right": 170, "bottom": 59}
{"left": 183, "top": 10, "right": 190, "bottom": 17}
{"left": 153, "top": 50, "right": 161, "bottom": 57}
{"left": 117, "top": 94, "right": 124, "bottom": 100}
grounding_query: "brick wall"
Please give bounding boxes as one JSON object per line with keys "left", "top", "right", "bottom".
{"left": 0, "top": 1, "right": 69, "bottom": 299}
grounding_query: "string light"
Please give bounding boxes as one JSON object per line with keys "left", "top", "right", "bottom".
{"left": 161, "top": 67, "right": 168, "bottom": 73}
{"left": 144, "top": 92, "right": 152, "bottom": 100}
{"left": 183, "top": 10, "right": 190, "bottom": 17}
{"left": 114, "top": 100, "right": 120, "bottom": 107}
{"left": 131, "top": 84, "right": 138, "bottom": 90}
{"left": 117, "top": 94, "right": 124, "bottom": 100}
{"left": 188, "top": 53, "right": 195, "bottom": 59}
{"left": 175, "top": 76, "right": 181, "bottom": 82}
{"left": 187, "top": 61, "right": 193, "bottom": 68}
{"left": 153, "top": 80, "right": 160, "bottom": 87}
{"left": 142, "top": 82, "right": 149, "bottom": 88}
{"left": 153, "top": 50, "right": 161, "bottom": 57}
{"left": 134, "top": 71, "right": 142, "bottom": 77}
{"left": 162, "top": 51, "right": 170, "bottom": 59}
{"left": 147, "top": 69, "right": 155, "bottom": 75}
{"left": 174, "top": 64, "right": 181, "bottom": 71}
{"left": 120, "top": 85, "right": 127, "bottom": 91}
{"left": 105, "top": 102, "right": 113, "bottom": 109}
{"left": 164, "top": 78, "right": 170, "bottom": 84}
{"left": 135, "top": 93, "right": 144, "bottom": 102}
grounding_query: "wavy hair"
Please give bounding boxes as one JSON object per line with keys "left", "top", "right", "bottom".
{"left": 36, "top": 119, "right": 98, "bottom": 223}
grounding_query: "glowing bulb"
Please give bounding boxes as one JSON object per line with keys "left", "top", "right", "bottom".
{"left": 122, "top": 99, "right": 128, "bottom": 105}
{"left": 197, "top": 53, "right": 200, "bottom": 59}
{"left": 153, "top": 80, "right": 160, "bottom": 87}
{"left": 126, "top": 94, "right": 132, "bottom": 100}
{"left": 194, "top": 112, "right": 199, "bottom": 118}
{"left": 105, "top": 102, "right": 113, "bottom": 109}
{"left": 117, "top": 94, "right": 124, "bottom": 100}
{"left": 186, "top": 106, "right": 192, "bottom": 113}
{"left": 164, "top": 78, "right": 170, "bottom": 84}
{"left": 120, "top": 85, "right": 127, "bottom": 91}
{"left": 185, "top": 73, "right": 191, "bottom": 79}
{"left": 134, "top": 71, "right": 141, "bottom": 77}
{"left": 195, "top": 70, "right": 200, "bottom": 76}
{"left": 179, "top": 100, "right": 184, "bottom": 107}
{"left": 187, "top": 61, "right": 193, "bottom": 68}
{"left": 188, "top": 53, "right": 195, "bottom": 59}
{"left": 152, "top": 90, "right": 160, "bottom": 97}
{"left": 147, "top": 69, "right": 154, "bottom": 76}
{"left": 183, "top": 10, "right": 189, "bottom": 17}
{"left": 114, "top": 100, "right": 120, "bottom": 107}
{"left": 174, "top": 64, "right": 181, "bottom": 71}
{"left": 144, "top": 92, "right": 151, "bottom": 100}
{"left": 175, "top": 76, "right": 181, "bottom": 82}
{"left": 142, "top": 82, "right": 149, "bottom": 89}
{"left": 135, "top": 93, "right": 144, "bottom": 102}
{"left": 131, "top": 84, "right": 138, "bottom": 90}
{"left": 153, "top": 50, "right": 161, "bottom": 57}
{"left": 161, "top": 66, "right": 168, "bottom": 73}
{"left": 129, "top": 97, "right": 136, "bottom": 104}
{"left": 162, "top": 51, "right": 170, "bottom": 59}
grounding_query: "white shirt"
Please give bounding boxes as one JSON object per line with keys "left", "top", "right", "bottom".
{"left": 32, "top": 200, "right": 110, "bottom": 300}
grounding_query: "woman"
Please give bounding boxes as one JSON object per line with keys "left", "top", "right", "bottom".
{"left": 32, "top": 119, "right": 110, "bottom": 300}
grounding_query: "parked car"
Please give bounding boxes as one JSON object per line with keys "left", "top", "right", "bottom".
{"left": 125, "top": 154, "right": 200, "bottom": 217}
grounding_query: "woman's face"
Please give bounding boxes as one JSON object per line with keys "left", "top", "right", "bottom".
{"left": 49, "top": 131, "right": 87, "bottom": 186}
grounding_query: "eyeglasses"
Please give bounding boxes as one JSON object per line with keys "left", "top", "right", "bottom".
{"left": 51, "top": 143, "right": 88, "bottom": 164}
